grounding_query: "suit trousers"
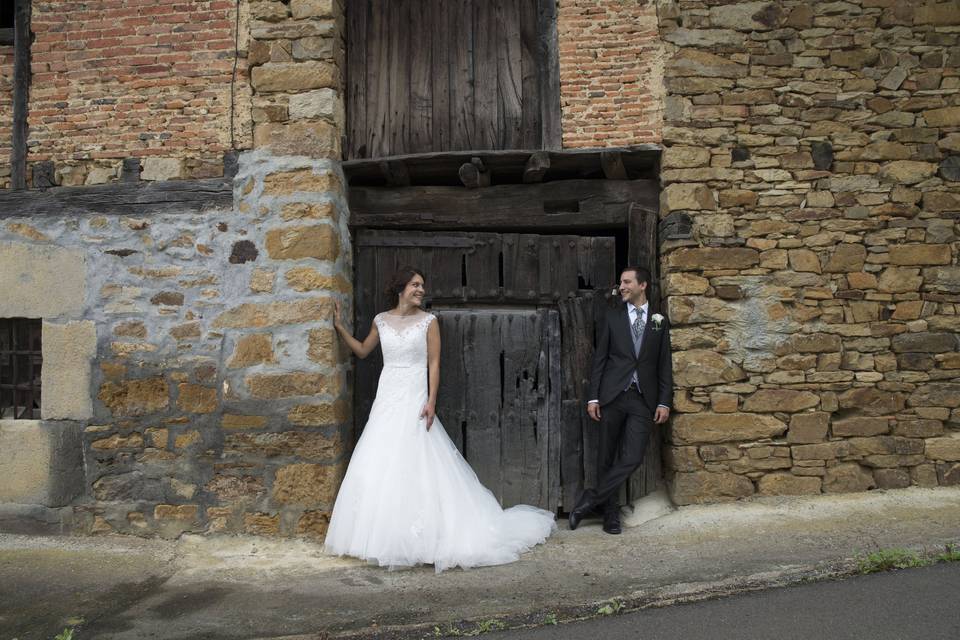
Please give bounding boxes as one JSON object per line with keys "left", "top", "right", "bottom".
{"left": 595, "top": 386, "right": 653, "bottom": 513}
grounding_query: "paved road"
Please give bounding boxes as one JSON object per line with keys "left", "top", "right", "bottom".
{"left": 495, "top": 562, "right": 960, "bottom": 640}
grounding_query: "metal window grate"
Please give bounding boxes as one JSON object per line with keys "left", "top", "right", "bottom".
{"left": 0, "top": 318, "right": 42, "bottom": 420}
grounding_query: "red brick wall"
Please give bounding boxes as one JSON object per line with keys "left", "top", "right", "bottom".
{"left": 25, "top": 0, "right": 248, "bottom": 176}
{"left": 557, "top": 0, "right": 664, "bottom": 148}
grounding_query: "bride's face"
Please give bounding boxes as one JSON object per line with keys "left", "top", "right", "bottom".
{"left": 400, "top": 274, "right": 426, "bottom": 307}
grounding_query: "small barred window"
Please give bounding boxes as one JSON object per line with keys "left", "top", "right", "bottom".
{"left": 0, "top": 318, "right": 42, "bottom": 420}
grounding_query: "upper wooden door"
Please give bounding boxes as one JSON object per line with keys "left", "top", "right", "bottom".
{"left": 346, "top": 0, "right": 561, "bottom": 159}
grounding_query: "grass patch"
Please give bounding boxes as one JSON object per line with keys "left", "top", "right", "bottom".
{"left": 54, "top": 629, "right": 74, "bottom": 640}
{"left": 856, "top": 545, "right": 960, "bottom": 574}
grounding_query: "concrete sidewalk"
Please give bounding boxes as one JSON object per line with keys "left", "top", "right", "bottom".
{"left": 2, "top": 487, "right": 958, "bottom": 640}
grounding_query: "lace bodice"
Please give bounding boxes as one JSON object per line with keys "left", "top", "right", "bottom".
{"left": 374, "top": 311, "right": 435, "bottom": 369}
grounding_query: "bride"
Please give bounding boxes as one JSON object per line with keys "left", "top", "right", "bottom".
{"left": 324, "top": 266, "right": 556, "bottom": 572}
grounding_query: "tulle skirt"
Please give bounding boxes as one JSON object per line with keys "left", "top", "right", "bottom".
{"left": 324, "top": 365, "right": 556, "bottom": 572}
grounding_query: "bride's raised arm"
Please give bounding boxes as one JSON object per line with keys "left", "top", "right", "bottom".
{"left": 331, "top": 300, "right": 380, "bottom": 359}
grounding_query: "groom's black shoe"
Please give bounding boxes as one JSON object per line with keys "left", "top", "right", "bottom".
{"left": 568, "top": 490, "right": 596, "bottom": 531}
{"left": 602, "top": 510, "right": 622, "bottom": 535}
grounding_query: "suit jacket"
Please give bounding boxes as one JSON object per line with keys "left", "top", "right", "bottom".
{"left": 588, "top": 304, "right": 673, "bottom": 411}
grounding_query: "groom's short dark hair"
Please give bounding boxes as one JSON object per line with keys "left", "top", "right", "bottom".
{"left": 621, "top": 266, "right": 651, "bottom": 287}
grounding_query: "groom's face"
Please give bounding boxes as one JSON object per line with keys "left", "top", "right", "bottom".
{"left": 618, "top": 270, "right": 647, "bottom": 305}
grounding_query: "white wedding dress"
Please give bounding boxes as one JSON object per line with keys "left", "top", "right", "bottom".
{"left": 324, "top": 311, "right": 556, "bottom": 572}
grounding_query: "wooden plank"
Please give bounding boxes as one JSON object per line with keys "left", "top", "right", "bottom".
{"left": 519, "top": 0, "right": 542, "bottom": 150}
{"left": 31, "top": 161, "right": 55, "bottom": 189}
{"left": 536, "top": 0, "right": 562, "bottom": 149}
{"left": 450, "top": 0, "right": 475, "bottom": 149}
{"left": 352, "top": 231, "right": 381, "bottom": 442}
{"left": 408, "top": 0, "right": 433, "bottom": 154}
{"left": 463, "top": 312, "right": 503, "bottom": 501}
{"left": 436, "top": 310, "right": 467, "bottom": 452}
{"left": 464, "top": 233, "right": 501, "bottom": 300}
{"left": 345, "top": 0, "right": 368, "bottom": 159}
{"left": 387, "top": 0, "right": 411, "bottom": 156}
{"left": 379, "top": 159, "right": 411, "bottom": 187}
{"left": 522, "top": 151, "right": 550, "bottom": 183}
{"left": 601, "top": 150, "right": 628, "bottom": 180}
{"left": 628, "top": 203, "right": 662, "bottom": 313}
{"left": 0, "top": 178, "right": 233, "bottom": 217}
{"left": 545, "top": 308, "right": 562, "bottom": 512}
{"left": 11, "top": 0, "right": 31, "bottom": 190}
{"left": 496, "top": 0, "right": 524, "bottom": 149}
{"left": 472, "top": 0, "right": 498, "bottom": 149}
{"left": 500, "top": 312, "right": 537, "bottom": 507}
{"left": 430, "top": 0, "right": 451, "bottom": 152}
{"left": 121, "top": 158, "right": 141, "bottom": 183}
{"left": 349, "top": 179, "right": 660, "bottom": 230}
{"left": 501, "top": 233, "right": 539, "bottom": 302}
{"left": 367, "top": 1, "right": 390, "bottom": 158}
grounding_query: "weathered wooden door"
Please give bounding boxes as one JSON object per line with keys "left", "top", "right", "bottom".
{"left": 353, "top": 228, "right": 659, "bottom": 512}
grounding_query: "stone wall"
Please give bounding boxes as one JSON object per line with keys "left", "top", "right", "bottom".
{"left": 5, "top": 0, "right": 253, "bottom": 187}
{"left": 658, "top": 0, "right": 960, "bottom": 503}
{"left": 557, "top": 0, "right": 665, "bottom": 147}
{"left": 0, "top": 0, "right": 353, "bottom": 539}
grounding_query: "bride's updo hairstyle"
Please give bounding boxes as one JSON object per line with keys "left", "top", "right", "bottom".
{"left": 385, "top": 266, "right": 425, "bottom": 298}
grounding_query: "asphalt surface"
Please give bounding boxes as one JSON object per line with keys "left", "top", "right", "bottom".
{"left": 494, "top": 562, "right": 960, "bottom": 640}
{"left": 0, "top": 487, "right": 958, "bottom": 640}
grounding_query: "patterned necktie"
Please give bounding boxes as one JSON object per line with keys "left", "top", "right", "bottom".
{"left": 632, "top": 308, "right": 644, "bottom": 355}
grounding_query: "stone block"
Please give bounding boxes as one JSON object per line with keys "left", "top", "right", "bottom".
{"left": 757, "top": 473, "right": 822, "bottom": 496}
{"left": 824, "top": 243, "right": 866, "bottom": 273}
{"left": 265, "top": 225, "right": 340, "bottom": 261}
{"left": 0, "top": 421, "right": 83, "bottom": 507}
{"left": 839, "top": 388, "right": 906, "bottom": 416}
{"left": 660, "top": 183, "right": 716, "bottom": 212}
{"left": 908, "top": 383, "right": 960, "bottom": 408}
{"left": 670, "top": 471, "right": 755, "bottom": 505}
{"left": 0, "top": 243, "right": 86, "bottom": 318}
{"left": 673, "top": 350, "right": 746, "bottom": 388}
{"left": 788, "top": 249, "right": 821, "bottom": 273}
{"left": 792, "top": 441, "right": 851, "bottom": 461}
{"left": 873, "top": 468, "right": 911, "bottom": 489}
{"left": 880, "top": 161, "right": 937, "bottom": 184}
{"left": 176, "top": 384, "right": 218, "bottom": 414}
{"left": 743, "top": 389, "right": 819, "bottom": 413}
{"left": 671, "top": 413, "right": 788, "bottom": 445}
{"left": 290, "top": 0, "right": 334, "bottom": 18}
{"left": 667, "top": 248, "right": 759, "bottom": 271}
{"left": 911, "top": 464, "right": 939, "bottom": 487}
{"left": 296, "top": 510, "right": 331, "bottom": 539}
{"left": 228, "top": 334, "right": 276, "bottom": 368}
{"left": 877, "top": 267, "right": 923, "bottom": 293}
{"left": 923, "top": 106, "right": 960, "bottom": 126}
{"left": 250, "top": 61, "right": 338, "bottom": 92}
{"left": 823, "top": 463, "right": 876, "bottom": 493}
{"left": 665, "top": 446, "right": 703, "bottom": 472}
{"left": 287, "top": 400, "right": 350, "bottom": 426}
{"left": 246, "top": 372, "right": 338, "bottom": 399}
{"left": 288, "top": 88, "right": 339, "bottom": 121}
{"left": 285, "top": 267, "right": 351, "bottom": 292}
{"left": 788, "top": 412, "right": 830, "bottom": 443}
{"left": 662, "top": 146, "right": 711, "bottom": 169}
{"left": 272, "top": 463, "right": 342, "bottom": 506}
{"left": 262, "top": 169, "right": 340, "bottom": 196}
{"left": 708, "top": 2, "right": 784, "bottom": 30}
{"left": 40, "top": 321, "right": 96, "bottom": 420}
{"left": 668, "top": 296, "right": 737, "bottom": 324}
{"left": 253, "top": 121, "right": 340, "bottom": 158}
{"left": 221, "top": 414, "right": 269, "bottom": 430}
{"left": 213, "top": 298, "right": 333, "bottom": 329}
{"left": 925, "top": 435, "right": 960, "bottom": 461}
{"left": 141, "top": 158, "right": 185, "bottom": 181}
{"left": 226, "top": 430, "right": 340, "bottom": 460}
{"left": 832, "top": 417, "right": 890, "bottom": 437}
{"left": 938, "top": 462, "right": 960, "bottom": 485}
{"left": 97, "top": 377, "right": 170, "bottom": 417}
{"left": 889, "top": 244, "right": 952, "bottom": 266}
{"left": 244, "top": 513, "right": 281, "bottom": 535}
{"left": 663, "top": 273, "right": 709, "bottom": 296}
{"left": 891, "top": 332, "right": 959, "bottom": 353}
{"left": 893, "top": 419, "right": 943, "bottom": 438}
{"left": 206, "top": 475, "right": 266, "bottom": 503}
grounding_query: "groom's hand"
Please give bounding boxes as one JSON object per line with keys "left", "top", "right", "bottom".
{"left": 654, "top": 406, "right": 670, "bottom": 424}
{"left": 587, "top": 402, "right": 601, "bottom": 422}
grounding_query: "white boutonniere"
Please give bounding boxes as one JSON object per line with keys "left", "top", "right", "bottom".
{"left": 651, "top": 313, "right": 664, "bottom": 330}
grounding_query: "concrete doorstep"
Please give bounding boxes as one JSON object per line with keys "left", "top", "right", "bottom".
{"left": 1, "top": 487, "right": 958, "bottom": 640}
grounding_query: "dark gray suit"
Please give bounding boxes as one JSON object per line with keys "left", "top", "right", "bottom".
{"left": 587, "top": 303, "right": 673, "bottom": 512}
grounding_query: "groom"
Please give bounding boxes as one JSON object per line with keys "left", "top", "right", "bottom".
{"left": 569, "top": 266, "right": 673, "bottom": 535}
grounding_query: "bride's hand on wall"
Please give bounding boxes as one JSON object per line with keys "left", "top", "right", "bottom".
{"left": 420, "top": 402, "right": 436, "bottom": 430}
{"left": 332, "top": 299, "right": 344, "bottom": 331}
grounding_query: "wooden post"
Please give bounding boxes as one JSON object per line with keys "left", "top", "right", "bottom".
{"left": 11, "top": 0, "right": 31, "bottom": 190}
